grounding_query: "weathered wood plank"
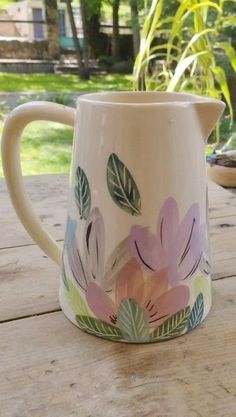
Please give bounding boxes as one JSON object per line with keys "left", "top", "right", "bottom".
{"left": 208, "top": 180, "right": 236, "bottom": 218}
{"left": 210, "top": 215, "right": 236, "bottom": 279}
{"left": 0, "top": 175, "right": 235, "bottom": 322}
{"left": 0, "top": 244, "right": 61, "bottom": 322}
{"left": 0, "top": 175, "right": 236, "bottom": 250}
{"left": 0, "top": 215, "right": 236, "bottom": 322}
{"left": 0, "top": 276, "right": 235, "bottom": 417}
{"left": 0, "top": 174, "right": 68, "bottom": 248}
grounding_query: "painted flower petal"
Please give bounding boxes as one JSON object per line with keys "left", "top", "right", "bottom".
{"left": 168, "top": 203, "right": 204, "bottom": 285}
{"left": 175, "top": 203, "right": 200, "bottom": 263}
{"left": 83, "top": 208, "right": 105, "bottom": 286}
{"left": 199, "top": 256, "right": 210, "bottom": 275}
{"left": 142, "top": 269, "right": 169, "bottom": 311}
{"left": 200, "top": 222, "right": 208, "bottom": 253}
{"left": 86, "top": 282, "right": 117, "bottom": 326}
{"left": 197, "top": 222, "right": 210, "bottom": 275}
{"left": 147, "top": 285, "right": 190, "bottom": 327}
{"left": 156, "top": 197, "right": 179, "bottom": 253}
{"left": 67, "top": 236, "right": 88, "bottom": 291}
{"left": 64, "top": 216, "right": 77, "bottom": 250}
{"left": 194, "top": 275, "right": 211, "bottom": 307}
{"left": 115, "top": 259, "right": 145, "bottom": 308}
{"left": 178, "top": 228, "right": 205, "bottom": 281}
{"left": 104, "top": 238, "right": 131, "bottom": 293}
{"left": 128, "top": 225, "right": 166, "bottom": 272}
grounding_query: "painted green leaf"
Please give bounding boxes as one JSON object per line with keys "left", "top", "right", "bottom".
{"left": 76, "top": 315, "right": 122, "bottom": 340}
{"left": 107, "top": 153, "right": 141, "bottom": 216}
{"left": 117, "top": 298, "right": 150, "bottom": 342}
{"left": 187, "top": 293, "right": 204, "bottom": 331}
{"left": 61, "top": 260, "right": 69, "bottom": 291}
{"left": 150, "top": 307, "right": 191, "bottom": 341}
{"left": 74, "top": 166, "right": 91, "bottom": 220}
{"left": 66, "top": 279, "right": 90, "bottom": 316}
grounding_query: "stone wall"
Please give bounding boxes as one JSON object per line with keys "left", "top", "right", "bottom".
{"left": 0, "top": 40, "right": 50, "bottom": 60}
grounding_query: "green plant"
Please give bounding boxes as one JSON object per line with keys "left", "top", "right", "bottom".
{"left": 0, "top": 120, "right": 73, "bottom": 177}
{"left": 49, "top": 94, "right": 71, "bottom": 106}
{"left": 0, "top": 100, "right": 10, "bottom": 121}
{"left": 0, "top": 73, "right": 133, "bottom": 93}
{"left": 134, "top": 0, "right": 236, "bottom": 143}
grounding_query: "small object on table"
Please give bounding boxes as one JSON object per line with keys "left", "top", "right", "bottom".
{"left": 207, "top": 150, "right": 236, "bottom": 187}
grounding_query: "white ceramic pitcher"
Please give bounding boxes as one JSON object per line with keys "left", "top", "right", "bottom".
{"left": 1, "top": 92, "right": 225, "bottom": 343}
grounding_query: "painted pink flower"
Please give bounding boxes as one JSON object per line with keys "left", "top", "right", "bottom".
{"left": 86, "top": 259, "right": 190, "bottom": 327}
{"left": 129, "top": 198, "right": 208, "bottom": 286}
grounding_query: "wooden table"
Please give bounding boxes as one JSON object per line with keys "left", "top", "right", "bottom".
{"left": 0, "top": 174, "right": 236, "bottom": 417}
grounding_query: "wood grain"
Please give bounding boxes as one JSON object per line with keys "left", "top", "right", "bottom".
{"left": 0, "top": 244, "right": 61, "bottom": 322}
{"left": 0, "top": 174, "right": 68, "bottom": 248}
{"left": 210, "top": 215, "right": 236, "bottom": 279}
{"left": 0, "top": 276, "right": 235, "bottom": 417}
{"left": 0, "top": 215, "right": 235, "bottom": 322}
{"left": 0, "top": 175, "right": 236, "bottom": 416}
{"left": 0, "top": 178, "right": 236, "bottom": 322}
{"left": 208, "top": 180, "right": 236, "bottom": 218}
{"left": 1, "top": 175, "right": 236, "bottom": 250}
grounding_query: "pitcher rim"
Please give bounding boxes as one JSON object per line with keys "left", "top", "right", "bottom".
{"left": 78, "top": 91, "right": 223, "bottom": 107}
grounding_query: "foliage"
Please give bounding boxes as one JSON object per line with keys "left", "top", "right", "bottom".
{"left": 74, "top": 166, "right": 91, "bottom": 220}
{"left": 0, "top": 0, "right": 16, "bottom": 8}
{"left": 76, "top": 315, "right": 123, "bottom": 340}
{"left": 106, "top": 153, "right": 142, "bottom": 215}
{"left": 84, "top": 0, "right": 102, "bottom": 16}
{"left": 117, "top": 298, "right": 150, "bottom": 342}
{"left": 219, "top": 114, "right": 236, "bottom": 142}
{"left": 187, "top": 293, "right": 204, "bottom": 331}
{"left": 150, "top": 306, "right": 191, "bottom": 341}
{"left": 134, "top": 0, "right": 236, "bottom": 127}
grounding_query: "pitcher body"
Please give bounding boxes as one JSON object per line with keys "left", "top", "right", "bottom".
{"left": 60, "top": 92, "right": 223, "bottom": 342}
{"left": 1, "top": 91, "right": 224, "bottom": 343}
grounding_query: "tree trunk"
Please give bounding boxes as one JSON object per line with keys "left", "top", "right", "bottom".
{"left": 87, "top": 12, "right": 101, "bottom": 59}
{"left": 129, "top": 0, "right": 140, "bottom": 59}
{"left": 45, "top": 0, "right": 60, "bottom": 59}
{"left": 66, "top": 0, "right": 89, "bottom": 79}
{"left": 79, "top": 0, "right": 89, "bottom": 68}
{"left": 112, "top": 0, "right": 120, "bottom": 60}
{"left": 79, "top": 0, "right": 101, "bottom": 60}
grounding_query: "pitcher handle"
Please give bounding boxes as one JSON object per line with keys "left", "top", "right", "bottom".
{"left": 1, "top": 102, "right": 75, "bottom": 265}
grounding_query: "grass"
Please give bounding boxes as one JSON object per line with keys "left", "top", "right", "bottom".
{"left": 0, "top": 120, "right": 73, "bottom": 177}
{"left": 0, "top": 73, "right": 133, "bottom": 93}
{"left": 0, "top": 72, "right": 133, "bottom": 177}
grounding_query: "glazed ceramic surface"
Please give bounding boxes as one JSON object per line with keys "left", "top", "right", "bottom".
{"left": 1, "top": 92, "right": 225, "bottom": 343}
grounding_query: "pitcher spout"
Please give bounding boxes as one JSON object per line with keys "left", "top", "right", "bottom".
{"left": 194, "top": 98, "right": 225, "bottom": 142}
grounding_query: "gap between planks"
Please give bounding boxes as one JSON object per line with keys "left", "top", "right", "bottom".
{"left": 0, "top": 272, "right": 234, "bottom": 325}
{"left": 0, "top": 239, "right": 64, "bottom": 252}
{"left": 0, "top": 308, "right": 62, "bottom": 325}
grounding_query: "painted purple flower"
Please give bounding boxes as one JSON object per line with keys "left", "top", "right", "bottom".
{"left": 66, "top": 208, "right": 105, "bottom": 291}
{"left": 86, "top": 259, "right": 190, "bottom": 328}
{"left": 129, "top": 198, "right": 208, "bottom": 286}
{"left": 65, "top": 208, "right": 131, "bottom": 293}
